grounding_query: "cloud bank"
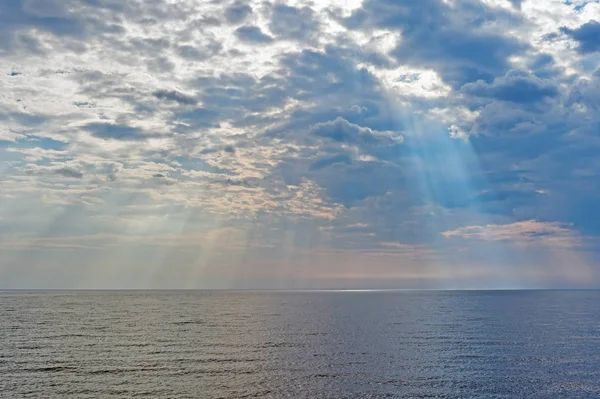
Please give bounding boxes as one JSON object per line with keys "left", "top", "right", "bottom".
{"left": 1, "top": 0, "right": 599, "bottom": 288}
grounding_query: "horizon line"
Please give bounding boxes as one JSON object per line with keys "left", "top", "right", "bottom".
{"left": 1, "top": 288, "right": 599, "bottom": 292}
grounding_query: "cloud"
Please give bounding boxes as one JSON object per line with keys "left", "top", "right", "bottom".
{"left": 82, "top": 123, "right": 155, "bottom": 141}
{"left": 151, "top": 173, "right": 177, "bottom": 186}
{"left": 24, "top": 164, "right": 84, "bottom": 179}
{"left": 507, "top": 0, "right": 522, "bottom": 10}
{"left": 1, "top": 0, "right": 600, "bottom": 288}
{"left": 441, "top": 220, "right": 580, "bottom": 248}
{"left": 560, "top": 21, "right": 600, "bottom": 54}
{"left": 0, "top": 0, "right": 127, "bottom": 55}
{"left": 173, "top": 108, "right": 220, "bottom": 128}
{"left": 311, "top": 117, "right": 402, "bottom": 147}
{"left": 235, "top": 25, "right": 274, "bottom": 43}
{"left": 269, "top": 4, "right": 320, "bottom": 42}
{"left": 176, "top": 42, "right": 222, "bottom": 60}
{"left": 225, "top": 3, "right": 252, "bottom": 24}
{"left": 309, "top": 154, "right": 352, "bottom": 171}
{"left": 223, "top": 145, "right": 236, "bottom": 153}
{"left": 343, "top": 0, "right": 526, "bottom": 86}
{"left": 568, "top": 71, "right": 600, "bottom": 110}
{"left": 53, "top": 166, "right": 84, "bottom": 179}
{"left": 461, "top": 70, "right": 558, "bottom": 104}
{"left": 153, "top": 89, "right": 197, "bottom": 105}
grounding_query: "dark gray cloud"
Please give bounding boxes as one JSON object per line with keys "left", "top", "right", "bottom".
{"left": 225, "top": 3, "right": 252, "bottom": 23}
{"left": 25, "top": 165, "right": 84, "bottom": 179}
{"left": 82, "top": 123, "right": 152, "bottom": 141}
{"left": 561, "top": 21, "right": 600, "bottom": 54}
{"left": 342, "top": 0, "right": 525, "bottom": 87}
{"left": 309, "top": 153, "right": 352, "bottom": 171}
{"left": 3, "top": 112, "right": 48, "bottom": 127}
{"left": 147, "top": 56, "right": 175, "bottom": 73}
{"left": 192, "top": 72, "right": 285, "bottom": 116}
{"left": 0, "top": 0, "right": 126, "bottom": 54}
{"left": 153, "top": 89, "right": 197, "bottom": 105}
{"left": 568, "top": 71, "right": 600, "bottom": 110}
{"left": 461, "top": 70, "right": 558, "bottom": 104}
{"left": 311, "top": 117, "right": 401, "bottom": 148}
{"left": 173, "top": 108, "right": 220, "bottom": 129}
{"left": 151, "top": 173, "right": 176, "bottom": 185}
{"left": 507, "top": 0, "right": 523, "bottom": 10}
{"left": 176, "top": 41, "right": 222, "bottom": 60}
{"left": 54, "top": 166, "right": 84, "bottom": 179}
{"left": 269, "top": 4, "right": 319, "bottom": 42}
{"left": 103, "top": 163, "right": 122, "bottom": 181}
{"left": 186, "top": 45, "right": 393, "bottom": 136}
{"left": 73, "top": 71, "right": 153, "bottom": 113}
{"left": 235, "top": 25, "right": 273, "bottom": 43}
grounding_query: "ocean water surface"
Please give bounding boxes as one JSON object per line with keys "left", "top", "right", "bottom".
{"left": 1, "top": 290, "right": 600, "bottom": 398}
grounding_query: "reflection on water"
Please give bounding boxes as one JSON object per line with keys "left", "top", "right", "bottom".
{"left": 1, "top": 290, "right": 600, "bottom": 398}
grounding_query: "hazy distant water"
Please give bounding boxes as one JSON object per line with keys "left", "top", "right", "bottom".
{"left": 1, "top": 291, "right": 600, "bottom": 398}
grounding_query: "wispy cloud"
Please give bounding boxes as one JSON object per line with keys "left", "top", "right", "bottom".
{"left": 441, "top": 220, "right": 580, "bottom": 249}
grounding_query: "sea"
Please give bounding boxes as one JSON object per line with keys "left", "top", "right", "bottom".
{"left": 1, "top": 290, "right": 599, "bottom": 398}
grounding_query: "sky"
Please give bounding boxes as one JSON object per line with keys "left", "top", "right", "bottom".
{"left": 1, "top": 0, "right": 600, "bottom": 289}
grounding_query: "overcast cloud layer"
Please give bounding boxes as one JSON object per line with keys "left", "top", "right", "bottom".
{"left": 1, "top": 0, "right": 600, "bottom": 289}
